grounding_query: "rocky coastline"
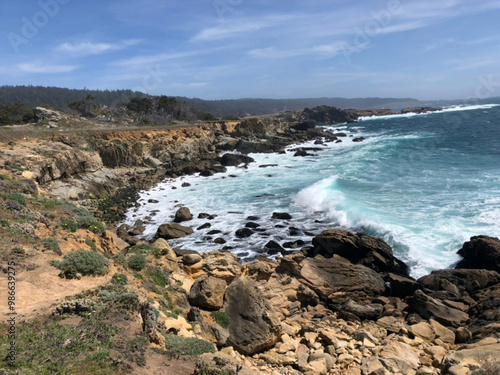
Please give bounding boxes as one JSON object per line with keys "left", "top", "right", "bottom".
{"left": 2, "top": 104, "right": 499, "bottom": 374}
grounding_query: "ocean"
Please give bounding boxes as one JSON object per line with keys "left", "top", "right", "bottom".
{"left": 124, "top": 104, "right": 500, "bottom": 278}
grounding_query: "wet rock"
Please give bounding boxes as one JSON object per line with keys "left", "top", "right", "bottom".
{"left": 236, "top": 228, "right": 254, "bottom": 238}
{"left": 197, "top": 223, "right": 211, "bottom": 230}
{"left": 245, "top": 222, "right": 260, "bottom": 229}
{"left": 174, "top": 206, "right": 193, "bottom": 222}
{"left": 214, "top": 237, "right": 226, "bottom": 244}
{"left": 219, "top": 153, "right": 255, "bottom": 166}
{"left": 272, "top": 212, "right": 292, "bottom": 220}
{"left": 155, "top": 223, "right": 193, "bottom": 239}
{"left": 352, "top": 137, "right": 365, "bottom": 142}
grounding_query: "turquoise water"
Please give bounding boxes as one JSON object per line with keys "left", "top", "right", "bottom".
{"left": 125, "top": 104, "right": 500, "bottom": 278}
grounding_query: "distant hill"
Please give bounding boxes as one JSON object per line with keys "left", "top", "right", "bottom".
{"left": 1, "top": 85, "right": 429, "bottom": 117}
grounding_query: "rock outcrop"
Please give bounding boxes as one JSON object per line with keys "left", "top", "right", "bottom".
{"left": 310, "top": 229, "right": 409, "bottom": 276}
{"left": 456, "top": 235, "right": 500, "bottom": 272}
{"left": 224, "top": 276, "right": 281, "bottom": 355}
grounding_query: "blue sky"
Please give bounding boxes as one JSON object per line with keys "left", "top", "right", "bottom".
{"left": 1, "top": 0, "right": 500, "bottom": 100}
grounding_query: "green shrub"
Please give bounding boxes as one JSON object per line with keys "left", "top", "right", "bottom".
{"left": 147, "top": 268, "right": 168, "bottom": 288}
{"left": 113, "top": 253, "right": 127, "bottom": 268}
{"left": 111, "top": 273, "right": 128, "bottom": 285}
{"left": 193, "top": 362, "right": 235, "bottom": 375}
{"left": 8, "top": 193, "right": 26, "bottom": 206}
{"left": 12, "top": 247, "right": 25, "bottom": 254}
{"left": 98, "top": 287, "right": 139, "bottom": 310}
{"left": 88, "top": 220, "right": 106, "bottom": 235}
{"left": 42, "top": 199, "right": 57, "bottom": 209}
{"left": 210, "top": 311, "right": 230, "bottom": 329}
{"left": 0, "top": 174, "right": 7, "bottom": 180}
{"left": 127, "top": 254, "right": 147, "bottom": 271}
{"left": 153, "top": 247, "right": 169, "bottom": 257}
{"left": 52, "top": 250, "right": 108, "bottom": 278}
{"left": 43, "top": 237, "right": 60, "bottom": 252}
{"left": 163, "top": 334, "right": 216, "bottom": 356}
{"left": 128, "top": 243, "right": 155, "bottom": 255}
{"left": 85, "top": 238, "right": 98, "bottom": 251}
{"left": 61, "top": 219, "right": 78, "bottom": 232}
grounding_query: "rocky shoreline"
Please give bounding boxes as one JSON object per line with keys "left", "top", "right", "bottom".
{"left": 133, "top": 230, "right": 500, "bottom": 375}
{"left": 3, "top": 104, "right": 499, "bottom": 374}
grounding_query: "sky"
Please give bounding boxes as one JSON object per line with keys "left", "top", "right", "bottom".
{"left": 1, "top": 0, "right": 500, "bottom": 100}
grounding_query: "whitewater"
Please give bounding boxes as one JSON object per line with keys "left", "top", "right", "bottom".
{"left": 124, "top": 104, "right": 500, "bottom": 278}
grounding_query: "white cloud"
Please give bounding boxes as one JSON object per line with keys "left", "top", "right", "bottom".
{"left": 18, "top": 63, "right": 78, "bottom": 73}
{"left": 55, "top": 39, "right": 142, "bottom": 55}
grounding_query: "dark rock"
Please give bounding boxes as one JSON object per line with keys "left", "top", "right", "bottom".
{"left": 456, "top": 235, "right": 500, "bottom": 272}
{"left": 352, "top": 137, "right": 365, "bottom": 142}
{"left": 293, "top": 120, "right": 317, "bottom": 131}
{"left": 200, "top": 169, "right": 214, "bottom": 177}
{"left": 181, "top": 182, "right": 191, "bottom": 187}
{"left": 214, "top": 237, "right": 226, "bottom": 244}
{"left": 174, "top": 206, "right": 193, "bottom": 222}
{"left": 245, "top": 222, "right": 260, "bottom": 229}
{"left": 219, "top": 153, "right": 255, "bottom": 166}
{"left": 341, "top": 299, "right": 384, "bottom": 321}
{"left": 264, "top": 240, "right": 287, "bottom": 255}
{"left": 208, "top": 230, "right": 222, "bottom": 235}
{"left": 418, "top": 269, "right": 500, "bottom": 295}
{"left": 386, "top": 273, "right": 420, "bottom": 298}
{"left": 258, "top": 164, "right": 278, "bottom": 168}
{"left": 140, "top": 302, "right": 157, "bottom": 335}
{"left": 224, "top": 276, "right": 281, "bottom": 355}
{"left": 147, "top": 199, "right": 159, "bottom": 203}
{"left": 310, "top": 229, "right": 409, "bottom": 276}
{"left": 156, "top": 223, "right": 193, "bottom": 239}
{"left": 236, "top": 228, "right": 254, "bottom": 238}
{"left": 188, "top": 276, "right": 227, "bottom": 311}
{"left": 187, "top": 306, "right": 203, "bottom": 323}
{"left": 197, "top": 223, "right": 211, "bottom": 230}
{"left": 293, "top": 149, "right": 310, "bottom": 157}
{"left": 455, "top": 327, "right": 472, "bottom": 343}
{"left": 406, "top": 290, "right": 469, "bottom": 328}
{"left": 198, "top": 213, "right": 211, "bottom": 219}
{"left": 128, "top": 220, "right": 146, "bottom": 236}
{"left": 272, "top": 212, "right": 292, "bottom": 220}
{"left": 247, "top": 216, "right": 260, "bottom": 221}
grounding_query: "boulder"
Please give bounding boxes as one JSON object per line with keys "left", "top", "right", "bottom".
{"left": 219, "top": 153, "right": 255, "bottom": 166}
{"left": 296, "top": 255, "right": 386, "bottom": 308}
{"left": 224, "top": 276, "right": 281, "bottom": 355}
{"left": 235, "top": 228, "right": 253, "bottom": 238}
{"left": 155, "top": 223, "right": 193, "bottom": 239}
{"left": 174, "top": 206, "right": 193, "bottom": 222}
{"left": 340, "top": 299, "right": 383, "bottom": 321}
{"left": 456, "top": 235, "right": 500, "bottom": 272}
{"left": 188, "top": 276, "right": 227, "bottom": 310}
{"left": 418, "top": 269, "right": 500, "bottom": 294}
{"left": 310, "top": 229, "right": 408, "bottom": 276}
{"left": 386, "top": 273, "right": 420, "bottom": 297}
{"left": 272, "top": 212, "right": 292, "bottom": 220}
{"left": 407, "top": 290, "right": 469, "bottom": 328}
{"left": 34, "top": 106, "right": 62, "bottom": 122}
